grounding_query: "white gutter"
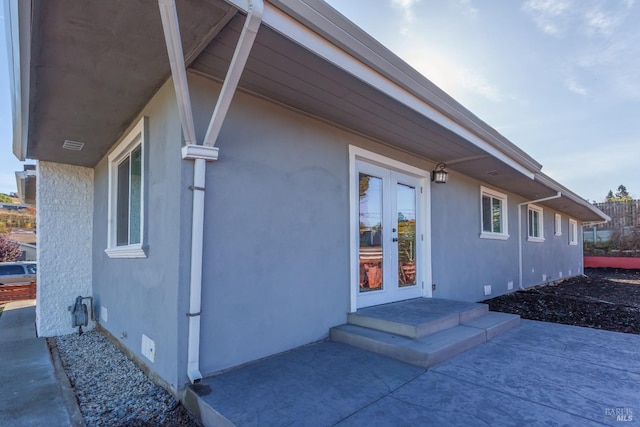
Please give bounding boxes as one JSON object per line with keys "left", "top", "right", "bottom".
{"left": 4, "top": 0, "right": 32, "bottom": 161}
{"left": 159, "top": 0, "right": 263, "bottom": 384}
{"left": 517, "top": 192, "right": 562, "bottom": 290}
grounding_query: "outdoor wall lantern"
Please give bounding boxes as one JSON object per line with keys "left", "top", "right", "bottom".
{"left": 432, "top": 163, "right": 448, "bottom": 184}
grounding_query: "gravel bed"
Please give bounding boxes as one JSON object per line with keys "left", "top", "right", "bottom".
{"left": 55, "top": 330, "right": 199, "bottom": 427}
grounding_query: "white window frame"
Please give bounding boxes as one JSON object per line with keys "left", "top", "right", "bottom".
{"left": 554, "top": 213, "right": 562, "bottom": 236}
{"left": 568, "top": 218, "right": 578, "bottom": 246}
{"left": 105, "top": 117, "right": 147, "bottom": 259}
{"left": 527, "top": 204, "right": 544, "bottom": 242}
{"left": 480, "top": 186, "right": 509, "bottom": 240}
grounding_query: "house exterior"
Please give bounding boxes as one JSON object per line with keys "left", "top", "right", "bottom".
{"left": 6, "top": 0, "right": 608, "bottom": 396}
{"left": 8, "top": 231, "right": 37, "bottom": 261}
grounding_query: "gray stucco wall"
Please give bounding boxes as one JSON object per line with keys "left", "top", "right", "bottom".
{"left": 189, "top": 74, "right": 352, "bottom": 374}
{"left": 188, "top": 72, "right": 586, "bottom": 374}
{"left": 88, "top": 70, "right": 587, "bottom": 384}
{"left": 431, "top": 171, "right": 584, "bottom": 302}
{"left": 92, "top": 79, "right": 190, "bottom": 391}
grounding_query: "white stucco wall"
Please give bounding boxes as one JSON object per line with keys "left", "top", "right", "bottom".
{"left": 36, "top": 161, "right": 94, "bottom": 336}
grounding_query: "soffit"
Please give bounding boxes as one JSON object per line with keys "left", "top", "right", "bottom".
{"left": 191, "top": 17, "right": 604, "bottom": 221}
{"left": 192, "top": 17, "right": 488, "bottom": 164}
{"left": 27, "top": 0, "right": 235, "bottom": 167}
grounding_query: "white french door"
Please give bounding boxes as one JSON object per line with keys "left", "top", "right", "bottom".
{"left": 355, "top": 158, "right": 427, "bottom": 308}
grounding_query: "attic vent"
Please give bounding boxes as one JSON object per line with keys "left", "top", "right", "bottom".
{"left": 63, "top": 140, "right": 85, "bottom": 151}
{"left": 486, "top": 170, "right": 501, "bottom": 177}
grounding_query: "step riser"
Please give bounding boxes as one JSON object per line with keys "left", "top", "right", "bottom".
{"left": 460, "top": 305, "right": 489, "bottom": 323}
{"left": 348, "top": 304, "right": 489, "bottom": 339}
{"left": 333, "top": 311, "right": 520, "bottom": 369}
{"left": 331, "top": 326, "right": 487, "bottom": 368}
{"left": 348, "top": 312, "right": 460, "bottom": 339}
{"left": 464, "top": 315, "right": 520, "bottom": 341}
{"left": 331, "top": 328, "right": 429, "bottom": 367}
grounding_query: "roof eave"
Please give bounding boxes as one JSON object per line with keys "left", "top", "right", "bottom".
{"left": 5, "top": 0, "right": 32, "bottom": 162}
{"left": 535, "top": 173, "right": 610, "bottom": 222}
{"left": 261, "top": 0, "right": 542, "bottom": 174}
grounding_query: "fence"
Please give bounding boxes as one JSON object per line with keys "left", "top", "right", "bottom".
{"left": 592, "top": 200, "right": 640, "bottom": 229}
{"left": 0, "top": 282, "right": 37, "bottom": 302}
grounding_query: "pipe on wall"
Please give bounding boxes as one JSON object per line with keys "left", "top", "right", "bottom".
{"left": 517, "top": 192, "right": 561, "bottom": 290}
{"left": 159, "top": 0, "right": 263, "bottom": 384}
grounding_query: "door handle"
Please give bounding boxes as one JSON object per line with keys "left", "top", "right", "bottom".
{"left": 392, "top": 237, "right": 398, "bottom": 242}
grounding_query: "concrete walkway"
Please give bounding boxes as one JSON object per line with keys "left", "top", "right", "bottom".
{"left": 187, "top": 320, "right": 639, "bottom": 426}
{"left": 0, "top": 301, "right": 73, "bottom": 426}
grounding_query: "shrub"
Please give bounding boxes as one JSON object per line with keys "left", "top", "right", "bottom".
{"left": 0, "top": 234, "right": 21, "bottom": 262}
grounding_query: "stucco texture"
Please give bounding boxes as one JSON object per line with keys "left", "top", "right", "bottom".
{"left": 189, "top": 74, "right": 353, "bottom": 374}
{"left": 91, "top": 79, "right": 189, "bottom": 391}
{"left": 36, "top": 161, "right": 94, "bottom": 336}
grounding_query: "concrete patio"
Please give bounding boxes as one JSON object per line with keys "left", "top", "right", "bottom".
{"left": 185, "top": 320, "right": 639, "bottom": 426}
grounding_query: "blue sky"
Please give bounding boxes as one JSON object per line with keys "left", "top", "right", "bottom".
{"left": 324, "top": 0, "right": 640, "bottom": 202}
{"left": 1, "top": 0, "right": 639, "bottom": 202}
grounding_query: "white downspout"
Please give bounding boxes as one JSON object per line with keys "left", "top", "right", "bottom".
{"left": 159, "top": 0, "right": 263, "bottom": 384}
{"left": 517, "top": 192, "right": 562, "bottom": 290}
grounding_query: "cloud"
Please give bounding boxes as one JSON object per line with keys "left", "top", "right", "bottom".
{"left": 566, "top": 78, "right": 587, "bottom": 95}
{"left": 455, "top": 0, "right": 478, "bottom": 17}
{"left": 399, "top": 47, "right": 502, "bottom": 102}
{"left": 523, "top": 0, "right": 635, "bottom": 38}
{"left": 585, "top": 9, "right": 621, "bottom": 37}
{"left": 390, "top": 0, "right": 420, "bottom": 35}
{"left": 522, "top": 0, "right": 572, "bottom": 35}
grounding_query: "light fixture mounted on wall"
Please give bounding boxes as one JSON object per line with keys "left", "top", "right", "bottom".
{"left": 432, "top": 163, "right": 448, "bottom": 184}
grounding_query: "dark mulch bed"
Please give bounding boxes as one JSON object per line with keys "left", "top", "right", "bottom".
{"left": 484, "top": 268, "right": 640, "bottom": 334}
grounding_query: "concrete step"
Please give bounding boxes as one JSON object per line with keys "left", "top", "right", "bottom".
{"left": 330, "top": 323, "right": 486, "bottom": 368}
{"left": 331, "top": 311, "right": 520, "bottom": 369}
{"left": 462, "top": 311, "right": 520, "bottom": 340}
{"left": 348, "top": 298, "right": 488, "bottom": 339}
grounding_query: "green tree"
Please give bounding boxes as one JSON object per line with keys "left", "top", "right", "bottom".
{"left": 605, "top": 185, "right": 633, "bottom": 202}
{"left": 605, "top": 190, "right": 615, "bottom": 202}
{"left": 615, "top": 185, "right": 632, "bottom": 201}
{"left": 0, "top": 194, "right": 13, "bottom": 204}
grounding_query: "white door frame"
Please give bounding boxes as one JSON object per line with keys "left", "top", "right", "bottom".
{"left": 349, "top": 145, "right": 432, "bottom": 312}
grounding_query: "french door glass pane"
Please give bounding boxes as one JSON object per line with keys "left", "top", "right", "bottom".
{"left": 359, "top": 173, "right": 383, "bottom": 292}
{"left": 397, "top": 183, "right": 416, "bottom": 287}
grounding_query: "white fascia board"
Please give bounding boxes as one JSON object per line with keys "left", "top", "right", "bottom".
{"left": 226, "top": 0, "right": 537, "bottom": 179}
{"left": 534, "top": 173, "right": 611, "bottom": 222}
{"left": 4, "top": 0, "right": 31, "bottom": 161}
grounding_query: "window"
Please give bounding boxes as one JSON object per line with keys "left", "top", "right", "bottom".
{"left": 554, "top": 213, "right": 562, "bottom": 236}
{"left": 569, "top": 219, "right": 578, "bottom": 245}
{"left": 105, "top": 117, "right": 147, "bottom": 258}
{"left": 527, "top": 204, "right": 544, "bottom": 242}
{"left": 480, "top": 186, "right": 509, "bottom": 240}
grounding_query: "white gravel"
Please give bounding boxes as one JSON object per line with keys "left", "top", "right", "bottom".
{"left": 55, "top": 330, "right": 199, "bottom": 427}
